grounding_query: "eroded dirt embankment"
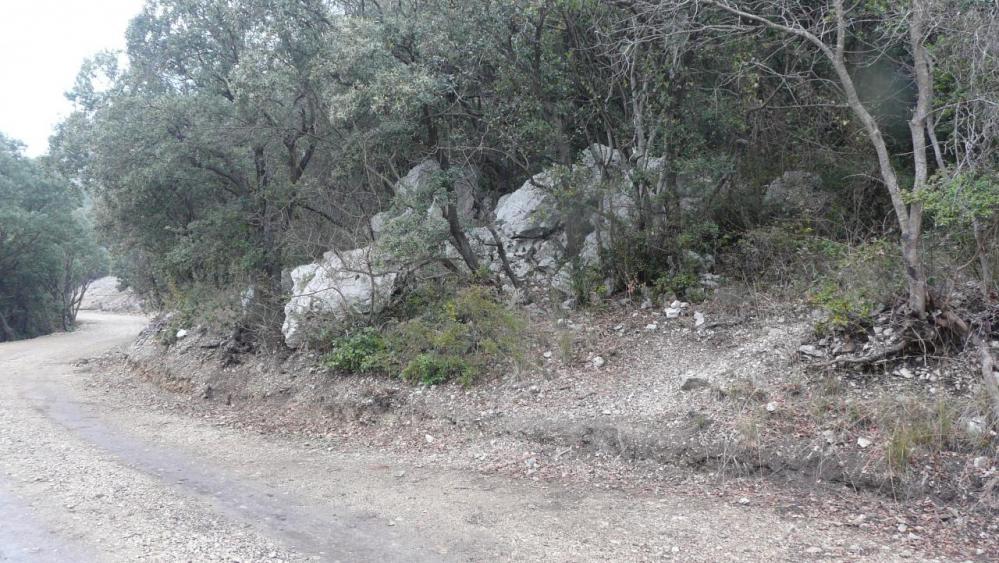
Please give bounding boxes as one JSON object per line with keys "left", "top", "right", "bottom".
{"left": 114, "top": 303, "right": 998, "bottom": 558}
{"left": 6, "top": 312, "right": 967, "bottom": 561}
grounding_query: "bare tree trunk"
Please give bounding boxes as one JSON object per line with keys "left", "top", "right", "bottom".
{"left": 444, "top": 200, "right": 481, "bottom": 273}
{"left": 253, "top": 145, "right": 288, "bottom": 348}
{"left": 974, "top": 218, "right": 994, "bottom": 300}
{"left": 0, "top": 310, "right": 15, "bottom": 342}
{"left": 70, "top": 280, "right": 91, "bottom": 324}
{"left": 904, "top": 0, "right": 932, "bottom": 316}
{"left": 423, "top": 105, "right": 482, "bottom": 274}
{"left": 486, "top": 225, "right": 521, "bottom": 288}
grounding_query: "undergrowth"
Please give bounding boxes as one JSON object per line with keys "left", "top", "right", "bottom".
{"left": 322, "top": 285, "right": 526, "bottom": 386}
{"left": 807, "top": 379, "right": 989, "bottom": 473}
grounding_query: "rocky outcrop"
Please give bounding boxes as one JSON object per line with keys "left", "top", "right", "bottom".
{"left": 281, "top": 146, "right": 659, "bottom": 345}
{"left": 392, "top": 159, "right": 481, "bottom": 222}
{"left": 284, "top": 160, "right": 480, "bottom": 348}
{"left": 282, "top": 247, "right": 397, "bottom": 348}
{"left": 79, "top": 276, "right": 145, "bottom": 313}
{"left": 485, "top": 144, "right": 642, "bottom": 292}
{"left": 494, "top": 173, "right": 562, "bottom": 240}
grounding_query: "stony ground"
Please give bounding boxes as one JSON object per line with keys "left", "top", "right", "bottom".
{"left": 1, "top": 312, "right": 991, "bottom": 561}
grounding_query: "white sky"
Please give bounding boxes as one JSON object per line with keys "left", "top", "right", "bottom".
{"left": 0, "top": 0, "right": 145, "bottom": 156}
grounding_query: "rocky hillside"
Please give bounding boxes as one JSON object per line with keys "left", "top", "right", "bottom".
{"left": 80, "top": 277, "right": 145, "bottom": 314}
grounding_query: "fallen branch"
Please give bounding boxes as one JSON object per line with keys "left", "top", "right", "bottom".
{"left": 812, "top": 338, "right": 909, "bottom": 369}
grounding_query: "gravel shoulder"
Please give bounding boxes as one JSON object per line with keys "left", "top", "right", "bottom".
{"left": 0, "top": 312, "right": 978, "bottom": 561}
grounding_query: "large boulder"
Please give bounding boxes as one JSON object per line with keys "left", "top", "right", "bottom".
{"left": 495, "top": 172, "right": 562, "bottom": 239}
{"left": 282, "top": 247, "right": 397, "bottom": 348}
{"left": 394, "top": 159, "right": 441, "bottom": 197}
{"left": 486, "top": 145, "right": 646, "bottom": 292}
{"left": 394, "top": 159, "right": 480, "bottom": 221}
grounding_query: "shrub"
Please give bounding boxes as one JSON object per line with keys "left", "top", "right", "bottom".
{"left": 321, "top": 285, "right": 526, "bottom": 386}
{"left": 653, "top": 271, "right": 698, "bottom": 301}
{"left": 599, "top": 218, "right": 722, "bottom": 301}
{"left": 809, "top": 238, "right": 903, "bottom": 336}
{"left": 808, "top": 282, "right": 873, "bottom": 337}
{"left": 400, "top": 353, "right": 473, "bottom": 386}
{"left": 567, "top": 260, "right": 605, "bottom": 306}
{"left": 156, "top": 284, "right": 243, "bottom": 346}
{"left": 721, "top": 225, "right": 845, "bottom": 290}
{"left": 323, "top": 329, "right": 387, "bottom": 373}
{"left": 385, "top": 285, "right": 526, "bottom": 385}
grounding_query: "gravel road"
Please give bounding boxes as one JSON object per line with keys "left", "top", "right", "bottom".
{"left": 0, "top": 312, "right": 940, "bottom": 561}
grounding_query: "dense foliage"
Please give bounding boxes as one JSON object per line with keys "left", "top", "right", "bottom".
{"left": 56, "top": 0, "right": 998, "bottom": 346}
{"left": 0, "top": 135, "right": 107, "bottom": 341}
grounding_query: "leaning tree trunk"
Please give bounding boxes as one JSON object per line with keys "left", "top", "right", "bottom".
{"left": 0, "top": 310, "right": 15, "bottom": 342}
{"left": 423, "top": 105, "right": 481, "bottom": 274}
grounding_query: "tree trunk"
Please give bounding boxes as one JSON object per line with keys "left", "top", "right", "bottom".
{"left": 904, "top": 0, "right": 932, "bottom": 317}
{"left": 423, "top": 104, "right": 481, "bottom": 274}
{"left": 827, "top": 0, "right": 929, "bottom": 317}
{"left": 253, "top": 145, "right": 287, "bottom": 348}
{"left": 0, "top": 310, "right": 15, "bottom": 342}
{"left": 438, "top": 154, "right": 481, "bottom": 274}
{"left": 974, "top": 218, "right": 993, "bottom": 300}
{"left": 902, "top": 231, "right": 928, "bottom": 315}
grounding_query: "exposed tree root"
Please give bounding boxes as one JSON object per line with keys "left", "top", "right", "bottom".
{"left": 808, "top": 302, "right": 999, "bottom": 426}
{"left": 814, "top": 338, "right": 909, "bottom": 368}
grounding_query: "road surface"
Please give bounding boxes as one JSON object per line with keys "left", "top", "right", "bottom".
{"left": 0, "top": 312, "right": 924, "bottom": 561}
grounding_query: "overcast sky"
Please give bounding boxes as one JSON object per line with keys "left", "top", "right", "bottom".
{"left": 0, "top": 0, "right": 145, "bottom": 156}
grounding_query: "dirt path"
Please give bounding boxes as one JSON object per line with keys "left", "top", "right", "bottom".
{"left": 0, "top": 312, "right": 944, "bottom": 561}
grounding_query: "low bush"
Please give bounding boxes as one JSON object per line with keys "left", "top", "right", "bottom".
{"left": 721, "top": 225, "right": 845, "bottom": 290}
{"left": 597, "top": 218, "right": 722, "bottom": 302}
{"left": 324, "top": 329, "right": 387, "bottom": 373}
{"left": 400, "top": 353, "right": 473, "bottom": 386}
{"left": 385, "top": 285, "right": 526, "bottom": 385}
{"left": 808, "top": 283, "right": 874, "bottom": 337}
{"left": 156, "top": 284, "right": 243, "bottom": 346}
{"left": 720, "top": 225, "right": 905, "bottom": 336}
{"left": 322, "top": 285, "right": 526, "bottom": 386}
{"left": 809, "top": 238, "right": 903, "bottom": 336}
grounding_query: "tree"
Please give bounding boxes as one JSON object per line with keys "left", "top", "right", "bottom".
{"left": 63, "top": 0, "right": 341, "bottom": 344}
{"left": 0, "top": 134, "right": 107, "bottom": 341}
{"left": 921, "top": 1, "right": 999, "bottom": 300}
{"left": 623, "top": 0, "right": 944, "bottom": 317}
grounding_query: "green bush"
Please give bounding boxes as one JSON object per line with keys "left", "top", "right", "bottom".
{"left": 156, "top": 284, "right": 244, "bottom": 346}
{"left": 809, "top": 238, "right": 903, "bottom": 336}
{"left": 721, "top": 225, "right": 845, "bottom": 289}
{"left": 385, "top": 285, "right": 526, "bottom": 385}
{"left": 324, "top": 329, "right": 387, "bottom": 373}
{"left": 400, "top": 353, "right": 473, "bottom": 386}
{"left": 321, "top": 285, "right": 526, "bottom": 386}
{"left": 567, "top": 259, "right": 605, "bottom": 306}
{"left": 597, "top": 218, "right": 722, "bottom": 301}
{"left": 808, "top": 283, "right": 873, "bottom": 337}
{"left": 653, "top": 271, "right": 698, "bottom": 301}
